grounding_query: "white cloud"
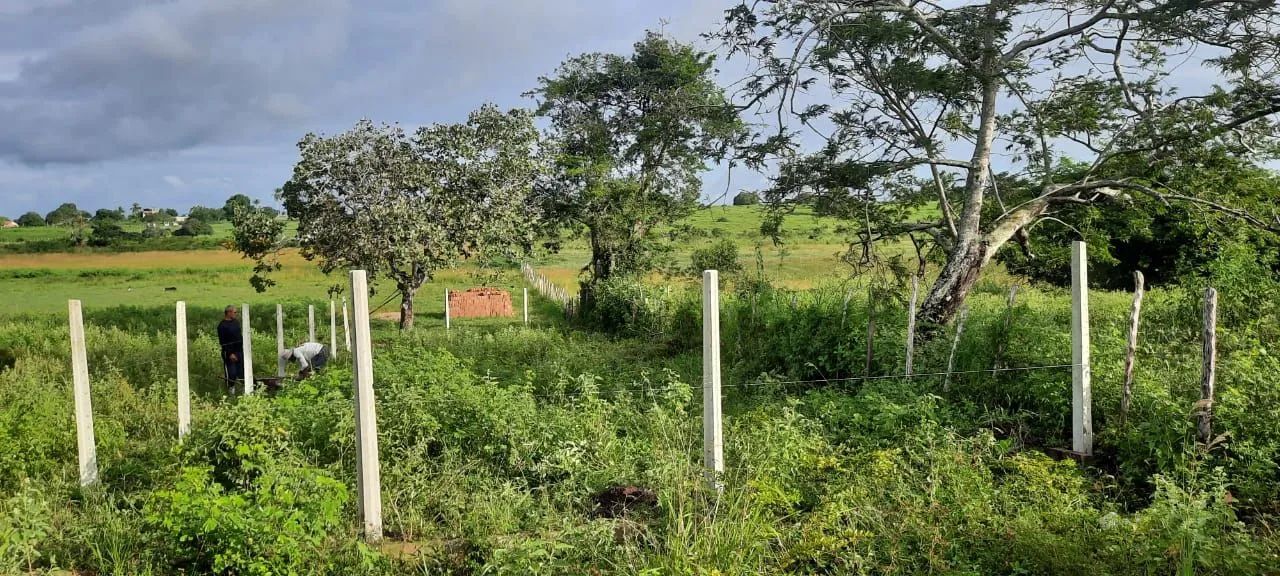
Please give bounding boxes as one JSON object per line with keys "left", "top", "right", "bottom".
{"left": 163, "top": 175, "right": 185, "bottom": 188}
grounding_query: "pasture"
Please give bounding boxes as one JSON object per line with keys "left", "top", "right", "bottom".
{"left": 1, "top": 205, "right": 1278, "bottom": 574}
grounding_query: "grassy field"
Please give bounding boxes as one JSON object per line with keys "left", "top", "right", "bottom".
{"left": 0, "top": 206, "right": 868, "bottom": 316}
{"left": 1, "top": 202, "right": 1279, "bottom": 573}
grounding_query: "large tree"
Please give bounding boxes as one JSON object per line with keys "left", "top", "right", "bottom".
{"left": 714, "top": 0, "right": 1280, "bottom": 326}
{"left": 45, "top": 202, "right": 87, "bottom": 226}
{"left": 530, "top": 31, "right": 745, "bottom": 305}
{"left": 236, "top": 105, "right": 544, "bottom": 329}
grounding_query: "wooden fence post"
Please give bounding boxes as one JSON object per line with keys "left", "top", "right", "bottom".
{"left": 308, "top": 305, "right": 316, "bottom": 342}
{"left": 276, "top": 304, "right": 286, "bottom": 378}
{"left": 330, "top": 300, "right": 338, "bottom": 360}
{"left": 905, "top": 275, "right": 920, "bottom": 376}
{"left": 944, "top": 305, "right": 969, "bottom": 393}
{"left": 1071, "top": 241, "right": 1093, "bottom": 456}
{"left": 349, "top": 270, "right": 383, "bottom": 541}
{"left": 342, "top": 298, "right": 351, "bottom": 352}
{"left": 241, "top": 303, "right": 254, "bottom": 395}
{"left": 1198, "top": 287, "right": 1217, "bottom": 445}
{"left": 444, "top": 289, "right": 451, "bottom": 330}
{"left": 68, "top": 300, "right": 98, "bottom": 486}
{"left": 702, "top": 270, "right": 724, "bottom": 492}
{"left": 1120, "top": 271, "right": 1145, "bottom": 426}
{"left": 176, "top": 301, "right": 191, "bottom": 439}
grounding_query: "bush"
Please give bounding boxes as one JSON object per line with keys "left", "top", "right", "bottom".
{"left": 174, "top": 218, "right": 213, "bottom": 237}
{"left": 15, "top": 212, "right": 45, "bottom": 227}
{"left": 690, "top": 239, "right": 742, "bottom": 276}
{"left": 144, "top": 465, "right": 347, "bottom": 575}
{"left": 732, "top": 191, "right": 760, "bottom": 205}
{"left": 88, "top": 221, "right": 132, "bottom": 247}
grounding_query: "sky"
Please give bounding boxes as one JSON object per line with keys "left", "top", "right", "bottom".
{"left": 0, "top": 0, "right": 751, "bottom": 217}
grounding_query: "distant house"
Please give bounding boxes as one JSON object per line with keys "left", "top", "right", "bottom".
{"left": 1, "top": 220, "right": 18, "bottom": 229}
{"left": 174, "top": 216, "right": 189, "bottom": 224}
{"left": 140, "top": 208, "right": 158, "bottom": 218}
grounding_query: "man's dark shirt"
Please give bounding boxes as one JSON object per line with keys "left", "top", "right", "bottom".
{"left": 217, "top": 319, "right": 242, "bottom": 357}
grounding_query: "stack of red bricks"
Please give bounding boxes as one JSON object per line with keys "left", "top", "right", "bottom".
{"left": 448, "top": 288, "right": 514, "bottom": 318}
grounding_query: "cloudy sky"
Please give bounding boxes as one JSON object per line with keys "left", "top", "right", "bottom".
{"left": 0, "top": 0, "right": 748, "bottom": 216}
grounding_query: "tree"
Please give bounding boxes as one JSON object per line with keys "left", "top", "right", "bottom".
{"left": 129, "top": 203, "right": 143, "bottom": 221}
{"left": 161, "top": 208, "right": 179, "bottom": 217}
{"left": 530, "top": 31, "right": 745, "bottom": 306}
{"left": 732, "top": 191, "right": 760, "bottom": 206}
{"left": 92, "top": 208, "right": 124, "bottom": 223}
{"left": 238, "top": 105, "right": 544, "bottom": 329}
{"left": 88, "top": 220, "right": 130, "bottom": 247}
{"left": 174, "top": 218, "right": 214, "bottom": 237}
{"left": 16, "top": 212, "right": 44, "bottom": 227}
{"left": 714, "top": 0, "right": 1280, "bottom": 327}
{"left": 45, "top": 202, "right": 84, "bottom": 226}
{"left": 188, "top": 205, "right": 225, "bottom": 223}
{"left": 223, "top": 194, "right": 253, "bottom": 221}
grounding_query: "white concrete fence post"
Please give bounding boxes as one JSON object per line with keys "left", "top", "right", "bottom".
{"left": 1070, "top": 241, "right": 1093, "bottom": 455}
{"left": 241, "top": 303, "right": 254, "bottom": 395}
{"left": 68, "top": 300, "right": 98, "bottom": 487}
{"left": 330, "top": 300, "right": 338, "bottom": 361}
{"left": 176, "top": 301, "right": 191, "bottom": 439}
{"left": 523, "top": 288, "right": 529, "bottom": 325}
{"left": 349, "top": 270, "right": 383, "bottom": 542}
{"left": 702, "top": 270, "right": 724, "bottom": 492}
{"left": 276, "top": 304, "right": 286, "bottom": 378}
{"left": 444, "top": 289, "right": 451, "bottom": 330}
{"left": 308, "top": 305, "right": 316, "bottom": 342}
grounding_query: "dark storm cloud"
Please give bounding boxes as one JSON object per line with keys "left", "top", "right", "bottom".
{"left": 0, "top": 0, "right": 350, "bottom": 164}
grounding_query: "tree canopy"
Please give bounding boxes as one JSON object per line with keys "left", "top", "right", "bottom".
{"left": 45, "top": 203, "right": 88, "bottom": 226}
{"left": 15, "top": 212, "right": 44, "bottom": 227}
{"left": 223, "top": 194, "right": 253, "bottom": 221}
{"left": 713, "top": 0, "right": 1280, "bottom": 326}
{"left": 530, "top": 31, "right": 745, "bottom": 304}
{"left": 238, "top": 104, "right": 544, "bottom": 329}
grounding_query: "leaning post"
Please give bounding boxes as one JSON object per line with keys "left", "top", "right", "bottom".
{"left": 1070, "top": 241, "right": 1093, "bottom": 456}
{"left": 702, "top": 270, "right": 724, "bottom": 492}
{"left": 350, "top": 270, "right": 384, "bottom": 541}
{"left": 241, "top": 303, "right": 254, "bottom": 395}
{"left": 176, "top": 301, "right": 191, "bottom": 439}
{"left": 68, "top": 300, "right": 98, "bottom": 486}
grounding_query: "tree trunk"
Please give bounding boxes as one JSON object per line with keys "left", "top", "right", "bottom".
{"left": 398, "top": 287, "right": 416, "bottom": 330}
{"left": 918, "top": 75, "right": 1010, "bottom": 328}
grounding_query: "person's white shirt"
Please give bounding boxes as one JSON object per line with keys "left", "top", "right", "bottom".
{"left": 286, "top": 342, "right": 325, "bottom": 370}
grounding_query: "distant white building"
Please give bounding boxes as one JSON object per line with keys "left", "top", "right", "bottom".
{"left": 1, "top": 220, "right": 18, "bottom": 229}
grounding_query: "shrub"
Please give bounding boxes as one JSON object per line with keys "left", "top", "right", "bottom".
{"left": 14, "top": 212, "right": 44, "bottom": 227}
{"left": 732, "top": 191, "right": 760, "bottom": 205}
{"left": 144, "top": 465, "right": 347, "bottom": 575}
{"left": 174, "top": 218, "right": 213, "bottom": 237}
{"left": 689, "top": 239, "right": 742, "bottom": 276}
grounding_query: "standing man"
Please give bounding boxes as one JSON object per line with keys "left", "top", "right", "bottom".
{"left": 217, "top": 305, "right": 243, "bottom": 394}
{"left": 280, "top": 341, "right": 328, "bottom": 380}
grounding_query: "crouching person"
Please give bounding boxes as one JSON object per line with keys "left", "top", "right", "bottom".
{"left": 280, "top": 341, "right": 329, "bottom": 380}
